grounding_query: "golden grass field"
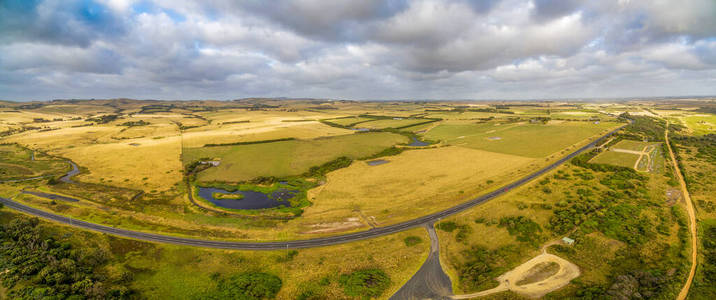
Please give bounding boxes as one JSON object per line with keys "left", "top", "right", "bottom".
{"left": 181, "top": 110, "right": 353, "bottom": 147}
{"left": 301, "top": 146, "right": 534, "bottom": 227}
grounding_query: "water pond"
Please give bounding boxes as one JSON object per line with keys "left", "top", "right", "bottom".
{"left": 197, "top": 187, "right": 297, "bottom": 210}
{"left": 367, "top": 159, "right": 390, "bottom": 166}
{"left": 408, "top": 137, "right": 429, "bottom": 146}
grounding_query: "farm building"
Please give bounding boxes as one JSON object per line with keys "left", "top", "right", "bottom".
{"left": 562, "top": 237, "right": 575, "bottom": 245}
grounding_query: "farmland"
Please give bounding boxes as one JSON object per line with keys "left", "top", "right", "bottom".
{"left": 183, "top": 132, "right": 408, "bottom": 182}
{"left": 589, "top": 150, "right": 640, "bottom": 168}
{"left": 590, "top": 140, "right": 664, "bottom": 173}
{"left": 0, "top": 99, "right": 629, "bottom": 240}
{"left": 682, "top": 114, "right": 716, "bottom": 136}
{"left": 303, "top": 146, "right": 534, "bottom": 226}
{"left": 424, "top": 120, "right": 618, "bottom": 158}
{"left": 0, "top": 98, "right": 711, "bottom": 299}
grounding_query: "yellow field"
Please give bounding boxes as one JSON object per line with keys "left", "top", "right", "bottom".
{"left": 61, "top": 137, "right": 183, "bottom": 190}
{"left": 181, "top": 121, "right": 352, "bottom": 148}
{"left": 182, "top": 110, "right": 352, "bottom": 147}
{"left": 301, "top": 146, "right": 534, "bottom": 227}
{"left": 4, "top": 115, "right": 184, "bottom": 190}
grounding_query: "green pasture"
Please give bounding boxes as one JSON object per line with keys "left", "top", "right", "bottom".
{"left": 589, "top": 151, "right": 640, "bottom": 168}
{"left": 683, "top": 114, "right": 716, "bottom": 135}
{"left": 424, "top": 121, "right": 618, "bottom": 158}
{"left": 183, "top": 132, "right": 408, "bottom": 182}
{"left": 611, "top": 140, "right": 651, "bottom": 151}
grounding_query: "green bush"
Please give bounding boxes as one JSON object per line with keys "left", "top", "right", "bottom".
{"left": 339, "top": 269, "right": 390, "bottom": 299}
{"left": 436, "top": 221, "right": 458, "bottom": 232}
{"left": 206, "top": 272, "right": 282, "bottom": 299}
{"left": 303, "top": 156, "right": 353, "bottom": 178}
{"left": 276, "top": 250, "right": 299, "bottom": 262}
{"left": 455, "top": 226, "right": 473, "bottom": 243}
{"left": 403, "top": 236, "right": 422, "bottom": 247}
{"left": 498, "top": 216, "right": 543, "bottom": 245}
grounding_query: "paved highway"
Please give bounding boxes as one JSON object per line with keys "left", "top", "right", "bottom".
{"left": 0, "top": 125, "right": 625, "bottom": 250}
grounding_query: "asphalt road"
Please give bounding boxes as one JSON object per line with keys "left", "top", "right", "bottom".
{"left": 391, "top": 223, "right": 453, "bottom": 300}
{"left": 0, "top": 125, "right": 625, "bottom": 250}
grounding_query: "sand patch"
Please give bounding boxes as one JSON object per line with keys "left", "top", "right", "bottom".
{"left": 303, "top": 217, "right": 365, "bottom": 234}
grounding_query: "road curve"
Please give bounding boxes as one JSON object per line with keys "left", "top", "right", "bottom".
{"left": 0, "top": 125, "right": 625, "bottom": 250}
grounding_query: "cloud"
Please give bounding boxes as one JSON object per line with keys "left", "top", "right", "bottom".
{"left": 0, "top": 0, "right": 715, "bottom": 100}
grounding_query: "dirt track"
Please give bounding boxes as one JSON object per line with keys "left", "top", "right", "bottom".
{"left": 664, "top": 121, "right": 698, "bottom": 300}
{"left": 452, "top": 242, "right": 579, "bottom": 299}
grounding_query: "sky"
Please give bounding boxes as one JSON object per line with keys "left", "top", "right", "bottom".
{"left": 0, "top": 0, "right": 715, "bottom": 101}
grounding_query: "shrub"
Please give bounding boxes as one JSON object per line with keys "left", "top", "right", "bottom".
{"left": 339, "top": 269, "right": 390, "bottom": 299}
{"left": 276, "top": 250, "right": 298, "bottom": 262}
{"left": 436, "top": 221, "right": 458, "bottom": 232}
{"left": 207, "top": 272, "right": 282, "bottom": 299}
{"left": 499, "top": 216, "right": 543, "bottom": 245}
{"left": 303, "top": 156, "right": 352, "bottom": 178}
{"left": 456, "top": 226, "right": 473, "bottom": 243}
{"left": 403, "top": 236, "right": 422, "bottom": 247}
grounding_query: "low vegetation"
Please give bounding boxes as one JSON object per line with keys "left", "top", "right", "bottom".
{"left": 339, "top": 269, "right": 391, "bottom": 299}
{"left": 202, "top": 272, "right": 282, "bottom": 299}
{"left": 0, "top": 144, "right": 68, "bottom": 181}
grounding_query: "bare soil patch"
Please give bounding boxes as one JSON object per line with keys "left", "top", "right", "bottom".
{"left": 303, "top": 217, "right": 365, "bottom": 234}
{"left": 516, "top": 261, "right": 560, "bottom": 286}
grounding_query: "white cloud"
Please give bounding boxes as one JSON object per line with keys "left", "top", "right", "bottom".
{"left": 0, "top": 0, "right": 715, "bottom": 100}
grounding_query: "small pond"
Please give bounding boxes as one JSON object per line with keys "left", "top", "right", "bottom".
{"left": 197, "top": 187, "right": 297, "bottom": 210}
{"left": 367, "top": 159, "right": 390, "bottom": 166}
{"left": 408, "top": 137, "right": 429, "bottom": 147}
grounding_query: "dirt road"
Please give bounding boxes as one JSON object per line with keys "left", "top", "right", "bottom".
{"left": 665, "top": 121, "right": 698, "bottom": 300}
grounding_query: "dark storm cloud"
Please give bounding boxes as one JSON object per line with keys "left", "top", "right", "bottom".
{"left": 532, "top": 0, "right": 583, "bottom": 21}
{"left": 236, "top": 0, "right": 409, "bottom": 41}
{"left": 0, "top": 0, "right": 714, "bottom": 100}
